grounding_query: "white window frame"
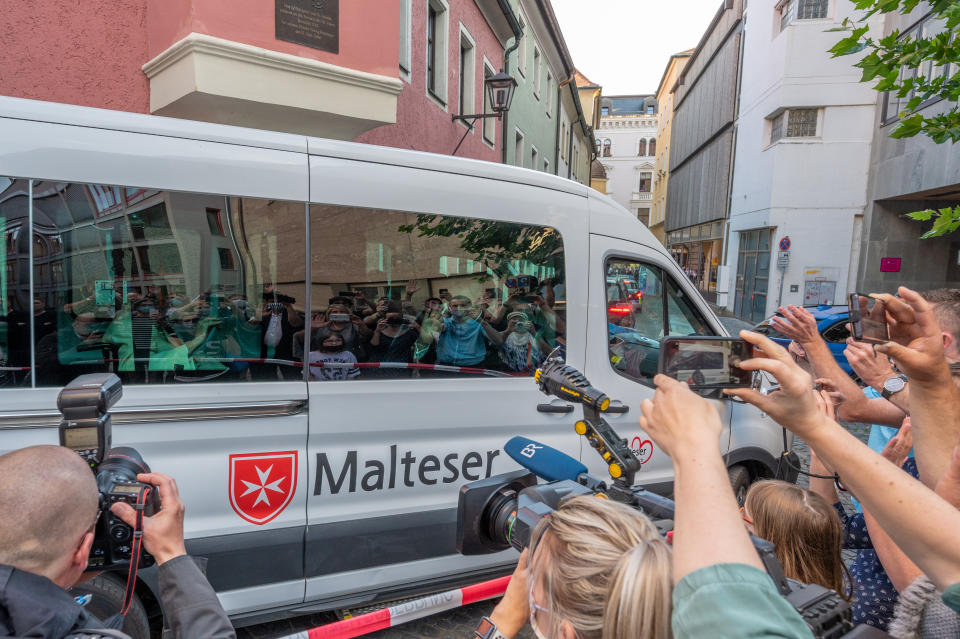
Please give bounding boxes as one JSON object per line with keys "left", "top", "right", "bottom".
{"left": 457, "top": 24, "right": 476, "bottom": 124}
{"left": 544, "top": 158, "right": 550, "bottom": 174}
{"left": 514, "top": 128, "right": 525, "bottom": 167}
{"left": 481, "top": 57, "right": 497, "bottom": 147}
{"left": 777, "top": 0, "right": 830, "bottom": 32}
{"left": 545, "top": 71, "right": 553, "bottom": 116}
{"left": 399, "top": 0, "right": 412, "bottom": 82}
{"left": 517, "top": 12, "right": 527, "bottom": 77}
{"left": 533, "top": 46, "right": 542, "bottom": 100}
{"left": 425, "top": 0, "right": 450, "bottom": 110}
{"left": 531, "top": 145, "right": 539, "bottom": 171}
{"left": 638, "top": 171, "right": 652, "bottom": 193}
{"left": 767, "top": 107, "right": 822, "bottom": 145}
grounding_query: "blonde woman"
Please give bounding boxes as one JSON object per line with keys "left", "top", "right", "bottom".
{"left": 481, "top": 495, "right": 672, "bottom": 639}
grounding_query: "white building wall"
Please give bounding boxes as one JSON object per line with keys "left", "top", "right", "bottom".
{"left": 723, "top": 0, "right": 882, "bottom": 319}
{"left": 596, "top": 115, "right": 658, "bottom": 223}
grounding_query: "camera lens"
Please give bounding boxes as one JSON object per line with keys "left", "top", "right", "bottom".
{"left": 484, "top": 488, "right": 519, "bottom": 549}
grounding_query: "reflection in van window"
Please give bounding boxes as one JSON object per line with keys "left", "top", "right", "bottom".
{"left": 308, "top": 205, "right": 566, "bottom": 380}
{"left": 0, "top": 179, "right": 32, "bottom": 388}
{"left": 605, "top": 258, "right": 713, "bottom": 386}
{"left": 5, "top": 179, "right": 307, "bottom": 386}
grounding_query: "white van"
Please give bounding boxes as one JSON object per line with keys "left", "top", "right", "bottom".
{"left": 0, "top": 96, "right": 796, "bottom": 635}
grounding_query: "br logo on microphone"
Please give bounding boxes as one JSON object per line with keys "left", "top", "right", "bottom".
{"left": 521, "top": 443, "right": 543, "bottom": 459}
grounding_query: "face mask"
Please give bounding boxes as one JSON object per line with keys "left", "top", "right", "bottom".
{"left": 451, "top": 309, "right": 469, "bottom": 319}
{"left": 514, "top": 321, "right": 529, "bottom": 333}
{"left": 321, "top": 343, "right": 343, "bottom": 353}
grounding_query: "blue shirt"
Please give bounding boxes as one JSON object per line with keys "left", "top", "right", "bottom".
{"left": 436, "top": 317, "right": 487, "bottom": 366}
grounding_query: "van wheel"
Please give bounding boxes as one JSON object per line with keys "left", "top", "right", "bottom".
{"left": 728, "top": 464, "right": 751, "bottom": 507}
{"left": 69, "top": 573, "right": 150, "bottom": 639}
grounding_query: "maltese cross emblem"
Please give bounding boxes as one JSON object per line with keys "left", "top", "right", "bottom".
{"left": 229, "top": 451, "right": 298, "bottom": 525}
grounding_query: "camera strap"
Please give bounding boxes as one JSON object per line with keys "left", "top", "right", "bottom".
{"left": 120, "top": 486, "right": 149, "bottom": 617}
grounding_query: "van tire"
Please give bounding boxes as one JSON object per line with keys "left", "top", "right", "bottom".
{"left": 69, "top": 573, "right": 150, "bottom": 639}
{"left": 728, "top": 464, "right": 750, "bottom": 507}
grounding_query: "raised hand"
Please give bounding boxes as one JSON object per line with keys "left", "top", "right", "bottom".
{"left": 769, "top": 305, "right": 821, "bottom": 344}
{"left": 638, "top": 374, "right": 724, "bottom": 460}
{"left": 724, "top": 330, "right": 827, "bottom": 440}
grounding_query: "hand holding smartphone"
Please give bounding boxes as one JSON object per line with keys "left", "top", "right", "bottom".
{"left": 658, "top": 337, "right": 758, "bottom": 389}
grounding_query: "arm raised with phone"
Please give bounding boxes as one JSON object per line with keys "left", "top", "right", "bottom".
{"left": 724, "top": 329, "right": 960, "bottom": 593}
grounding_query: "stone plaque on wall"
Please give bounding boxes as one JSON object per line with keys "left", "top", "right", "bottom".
{"left": 276, "top": 0, "right": 339, "bottom": 54}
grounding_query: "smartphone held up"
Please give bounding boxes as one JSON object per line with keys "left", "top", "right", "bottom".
{"left": 658, "top": 337, "right": 759, "bottom": 389}
{"left": 848, "top": 293, "right": 890, "bottom": 344}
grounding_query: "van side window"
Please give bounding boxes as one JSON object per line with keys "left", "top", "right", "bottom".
{"left": 10, "top": 179, "right": 307, "bottom": 387}
{"left": 307, "top": 204, "right": 566, "bottom": 380}
{"left": 0, "top": 179, "right": 32, "bottom": 388}
{"left": 606, "top": 258, "right": 713, "bottom": 385}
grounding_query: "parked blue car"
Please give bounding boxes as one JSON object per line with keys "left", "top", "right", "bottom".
{"left": 752, "top": 304, "right": 854, "bottom": 376}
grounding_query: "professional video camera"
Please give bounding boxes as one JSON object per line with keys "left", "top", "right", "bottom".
{"left": 456, "top": 354, "right": 890, "bottom": 639}
{"left": 58, "top": 373, "right": 159, "bottom": 571}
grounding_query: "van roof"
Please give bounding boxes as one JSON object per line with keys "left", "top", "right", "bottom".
{"left": 0, "top": 96, "right": 652, "bottom": 245}
{"left": 0, "top": 96, "right": 590, "bottom": 198}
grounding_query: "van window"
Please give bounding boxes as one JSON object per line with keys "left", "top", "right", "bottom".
{"left": 606, "top": 258, "right": 713, "bottom": 385}
{"left": 0, "top": 179, "right": 32, "bottom": 388}
{"left": 14, "top": 180, "right": 307, "bottom": 387}
{"left": 308, "top": 204, "right": 566, "bottom": 380}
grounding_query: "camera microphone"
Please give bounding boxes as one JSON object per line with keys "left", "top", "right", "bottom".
{"left": 504, "top": 436, "right": 588, "bottom": 483}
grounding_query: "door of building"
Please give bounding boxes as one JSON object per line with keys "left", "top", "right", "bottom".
{"left": 734, "top": 229, "right": 772, "bottom": 323}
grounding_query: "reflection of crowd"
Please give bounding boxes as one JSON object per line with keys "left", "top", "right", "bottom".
{"left": 2, "top": 276, "right": 566, "bottom": 385}
{"left": 303, "top": 277, "right": 565, "bottom": 380}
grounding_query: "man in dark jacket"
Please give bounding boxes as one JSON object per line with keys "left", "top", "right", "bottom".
{"left": 0, "top": 445, "right": 235, "bottom": 639}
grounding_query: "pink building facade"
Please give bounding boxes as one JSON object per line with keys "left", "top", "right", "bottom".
{"left": 0, "top": 0, "right": 404, "bottom": 140}
{"left": 356, "top": 0, "right": 517, "bottom": 161}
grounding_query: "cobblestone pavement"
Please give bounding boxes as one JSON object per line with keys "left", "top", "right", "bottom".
{"left": 238, "top": 422, "right": 873, "bottom": 639}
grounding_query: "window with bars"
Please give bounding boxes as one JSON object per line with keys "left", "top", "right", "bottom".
{"left": 779, "top": 0, "right": 828, "bottom": 31}
{"left": 769, "top": 109, "right": 818, "bottom": 143}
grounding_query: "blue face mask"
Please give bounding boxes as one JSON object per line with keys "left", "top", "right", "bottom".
{"left": 451, "top": 309, "right": 469, "bottom": 319}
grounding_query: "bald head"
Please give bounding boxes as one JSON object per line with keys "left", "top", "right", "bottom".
{"left": 0, "top": 446, "right": 98, "bottom": 573}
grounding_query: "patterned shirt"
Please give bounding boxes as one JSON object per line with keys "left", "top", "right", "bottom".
{"left": 834, "top": 457, "right": 919, "bottom": 630}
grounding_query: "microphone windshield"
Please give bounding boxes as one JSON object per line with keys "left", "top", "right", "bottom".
{"left": 504, "top": 436, "right": 587, "bottom": 482}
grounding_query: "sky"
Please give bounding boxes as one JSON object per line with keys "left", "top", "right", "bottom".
{"left": 550, "top": 0, "right": 724, "bottom": 95}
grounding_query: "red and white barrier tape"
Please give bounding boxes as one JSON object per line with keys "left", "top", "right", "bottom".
{"left": 278, "top": 575, "right": 511, "bottom": 639}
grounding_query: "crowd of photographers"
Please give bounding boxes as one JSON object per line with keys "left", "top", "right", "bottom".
{"left": 481, "top": 287, "right": 960, "bottom": 639}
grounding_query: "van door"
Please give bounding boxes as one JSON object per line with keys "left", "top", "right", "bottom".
{"left": 0, "top": 115, "right": 312, "bottom": 617}
{"left": 303, "top": 156, "right": 590, "bottom": 605}
{"left": 583, "top": 234, "right": 732, "bottom": 495}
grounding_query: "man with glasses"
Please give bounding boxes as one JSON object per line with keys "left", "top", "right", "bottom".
{"left": 0, "top": 445, "right": 234, "bottom": 638}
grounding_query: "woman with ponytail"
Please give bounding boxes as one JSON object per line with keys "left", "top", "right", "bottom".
{"left": 481, "top": 495, "right": 673, "bottom": 639}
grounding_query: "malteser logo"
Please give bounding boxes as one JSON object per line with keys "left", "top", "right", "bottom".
{"left": 313, "top": 445, "right": 501, "bottom": 495}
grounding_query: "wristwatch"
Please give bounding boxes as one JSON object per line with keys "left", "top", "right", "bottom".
{"left": 474, "top": 616, "right": 509, "bottom": 639}
{"left": 881, "top": 374, "right": 907, "bottom": 400}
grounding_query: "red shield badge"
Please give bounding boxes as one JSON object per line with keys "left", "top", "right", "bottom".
{"left": 229, "top": 451, "right": 298, "bottom": 525}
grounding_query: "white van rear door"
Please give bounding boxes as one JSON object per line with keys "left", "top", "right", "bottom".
{"left": 303, "top": 154, "right": 590, "bottom": 604}
{"left": 583, "top": 233, "right": 732, "bottom": 495}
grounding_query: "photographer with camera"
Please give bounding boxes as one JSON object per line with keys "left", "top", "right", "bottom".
{"left": 0, "top": 445, "right": 234, "bottom": 639}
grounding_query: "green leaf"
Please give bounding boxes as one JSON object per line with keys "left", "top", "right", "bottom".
{"left": 906, "top": 209, "right": 935, "bottom": 221}
{"left": 890, "top": 113, "right": 924, "bottom": 138}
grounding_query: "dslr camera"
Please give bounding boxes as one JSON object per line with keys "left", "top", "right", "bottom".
{"left": 58, "top": 373, "right": 160, "bottom": 571}
{"left": 456, "top": 356, "right": 889, "bottom": 639}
